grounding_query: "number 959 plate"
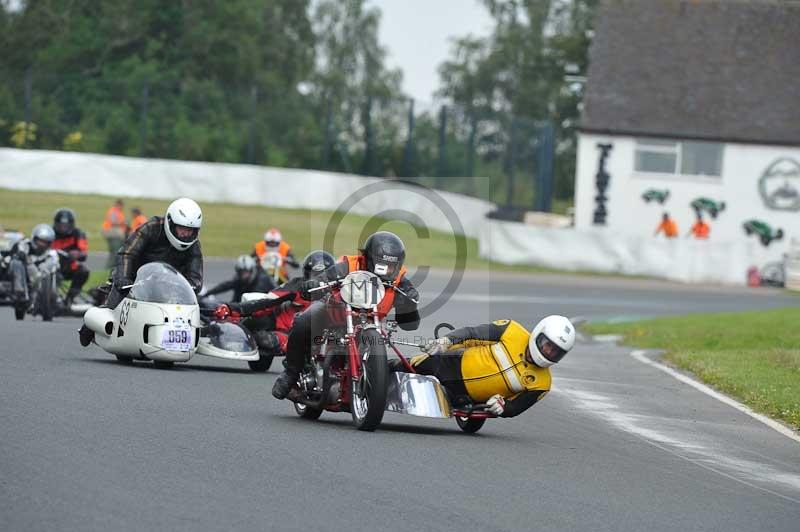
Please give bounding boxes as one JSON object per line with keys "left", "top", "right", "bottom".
{"left": 161, "top": 327, "right": 193, "bottom": 351}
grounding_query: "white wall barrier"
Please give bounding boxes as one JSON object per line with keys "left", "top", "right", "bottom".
{"left": 479, "top": 217, "right": 774, "bottom": 285}
{"left": 0, "top": 148, "right": 493, "bottom": 239}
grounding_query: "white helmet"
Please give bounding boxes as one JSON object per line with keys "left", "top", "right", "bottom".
{"left": 165, "top": 198, "right": 202, "bottom": 251}
{"left": 264, "top": 228, "right": 282, "bottom": 247}
{"left": 528, "top": 315, "right": 575, "bottom": 368}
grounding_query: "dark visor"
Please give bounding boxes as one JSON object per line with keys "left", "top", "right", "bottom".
{"left": 535, "top": 333, "right": 567, "bottom": 363}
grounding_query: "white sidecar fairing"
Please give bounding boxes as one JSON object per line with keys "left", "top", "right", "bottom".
{"left": 87, "top": 263, "right": 201, "bottom": 363}
{"left": 385, "top": 372, "right": 452, "bottom": 418}
{"left": 196, "top": 320, "right": 259, "bottom": 361}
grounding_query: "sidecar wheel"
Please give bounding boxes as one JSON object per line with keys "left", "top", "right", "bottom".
{"left": 294, "top": 402, "right": 323, "bottom": 420}
{"left": 153, "top": 360, "right": 174, "bottom": 370}
{"left": 456, "top": 416, "right": 486, "bottom": 434}
{"left": 115, "top": 355, "right": 134, "bottom": 365}
{"left": 248, "top": 352, "right": 274, "bottom": 372}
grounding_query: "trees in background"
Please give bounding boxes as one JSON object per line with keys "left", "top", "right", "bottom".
{"left": 0, "top": 0, "right": 597, "bottom": 206}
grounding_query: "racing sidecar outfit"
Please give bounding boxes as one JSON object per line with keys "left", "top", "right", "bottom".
{"left": 408, "top": 319, "right": 551, "bottom": 418}
{"left": 52, "top": 228, "right": 90, "bottom": 300}
{"left": 106, "top": 216, "right": 203, "bottom": 308}
{"left": 252, "top": 240, "right": 298, "bottom": 280}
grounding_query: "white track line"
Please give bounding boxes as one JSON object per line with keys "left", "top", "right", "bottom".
{"left": 630, "top": 350, "right": 800, "bottom": 444}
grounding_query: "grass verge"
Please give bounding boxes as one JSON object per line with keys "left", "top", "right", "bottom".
{"left": 586, "top": 308, "right": 800, "bottom": 430}
{"left": 0, "top": 187, "right": 561, "bottom": 274}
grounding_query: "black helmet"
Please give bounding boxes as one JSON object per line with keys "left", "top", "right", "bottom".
{"left": 361, "top": 231, "right": 405, "bottom": 281}
{"left": 302, "top": 250, "right": 335, "bottom": 280}
{"left": 53, "top": 208, "right": 76, "bottom": 237}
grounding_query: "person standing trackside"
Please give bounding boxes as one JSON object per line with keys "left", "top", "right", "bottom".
{"left": 687, "top": 213, "right": 710, "bottom": 240}
{"left": 654, "top": 212, "right": 678, "bottom": 238}
{"left": 102, "top": 199, "right": 127, "bottom": 267}
{"left": 129, "top": 207, "right": 148, "bottom": 234}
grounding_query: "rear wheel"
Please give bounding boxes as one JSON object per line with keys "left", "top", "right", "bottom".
{"left": 115, "top": 355, "right": 134, "bottom": 365}
{"left": 248, "top": 351, "right": 274, "bottom": 372}
{"left": 350, "top": 328, "right": 388, "bottom": 431}
{"left": 14, "top": 303, "right": 25, "bottom": 320}
{"left": 294, "top": 402, "right": 324, "bottom": 420}
{"left": 456, "top": 416, "right": 486, "bottom": 434}
{"left": 153, "top": 360, "right": 174, "bottom": 369}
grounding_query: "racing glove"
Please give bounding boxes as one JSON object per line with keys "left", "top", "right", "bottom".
{"left": 214, "top": 303, "right": 242, "bottom": 320}
{"left": 214, "top": 304, "right": 231, "bottom": 320}
{"left": 486, "top": 394, "right": 506, "bottom": 416}
{"left": 422, "top": 336, "right": 452, "bottom": 355}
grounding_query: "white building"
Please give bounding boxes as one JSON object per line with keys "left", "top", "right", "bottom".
{"left": 574, "top": 0, "right": 800, "bottom": 273}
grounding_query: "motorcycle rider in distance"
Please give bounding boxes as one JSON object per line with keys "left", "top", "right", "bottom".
{"left": 204, "top": 254, "right": 275, "bottom": 303}
{"left": 272, "top": 231, "right": 420, "bottom": 400}
{"left": 52, "top": 208, "right": 90, "bottom": 307}
{"left": 252, "top": 228, "right": 299, "bottom": 281}
{"left": 11, "top": 224, "right": 56, "bottom": 258}
{"left": 400, "top": 316, "right": 575, "bottom": 417}
{"left": 215, "top": 250, "right": 335, "bottom": 359}
{"left": 79, "top": 198, "right": 203, "bottom": 346}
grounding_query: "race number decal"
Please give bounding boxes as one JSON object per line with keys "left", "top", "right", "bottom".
{"left": 161, "top": 325, "right": 193, "bottom": 351}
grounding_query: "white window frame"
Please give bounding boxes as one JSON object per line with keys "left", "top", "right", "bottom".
{"left": 634, "top": 138, "right": 724, "bottom": 181}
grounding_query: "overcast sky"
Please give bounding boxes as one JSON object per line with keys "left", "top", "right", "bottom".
{"left": 368, "top": 0, "right": 493, "bottom": 104}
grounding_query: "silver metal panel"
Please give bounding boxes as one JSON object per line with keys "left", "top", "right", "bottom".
{"left": 385, "top": 372, "right": 452, "bottom": 418}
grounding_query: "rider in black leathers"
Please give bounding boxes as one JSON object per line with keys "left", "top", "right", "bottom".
{"left": 204, "top": 254, "right": 274, "bottom": 303}
{"left": 79, "top": 198, "right": 204, "bottom": 346}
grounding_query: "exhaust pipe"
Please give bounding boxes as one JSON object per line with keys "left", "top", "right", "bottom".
{"left": 84, "top": 307, "right": 114, "bottom": 336}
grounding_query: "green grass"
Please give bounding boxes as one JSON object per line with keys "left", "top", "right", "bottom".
{"left": 86, "top": 269, "right": 110, "bottom": 290}
{"left": 587, "top": 308, "right": 800, "bottom": 430}
{"left": 0, "top": 187, "right": 559, "bottom": 273}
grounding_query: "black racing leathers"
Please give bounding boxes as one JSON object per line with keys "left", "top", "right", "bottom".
{"left": 205, "top": 268, "right": 275, "bottom": 303}
{"left": 107, "top": 216, "right": 203, "bottom": 308}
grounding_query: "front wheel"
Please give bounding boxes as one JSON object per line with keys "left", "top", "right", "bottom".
{"left": 14, "top": 303, "right": 25, "bottom": 320}
{"left": 350, "top": 328, "right": 388, "bottom": 431}
{"left": 39, "top": 274, "right": 57, "bottom": 322}
{"left": 294, "top": 402, "right": 323, "bottom": 420}
{"left": 456, "top": 416, "right": 486, "bottom": 434}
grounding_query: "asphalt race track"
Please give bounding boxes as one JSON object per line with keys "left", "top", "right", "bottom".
{"left": 2, "top": 258, "right": 799, "bottom": 531}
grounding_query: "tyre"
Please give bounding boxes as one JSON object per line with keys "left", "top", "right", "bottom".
{"left": 744, "top": 226, "right": 753, "bottom": 235}
{"left": 456, "top": 416, "right": 486, "bottom": 434}
{"left": 153, "top": 360, "right": 174, "bottom": 369}
{"left": 760, "top": 235, "right": 771, "bottom": 246}
{"left": 115, "top": 355, "right": 134, "bottom": 365}
{"left": 14, "top": 303, "right": 25, "bottom": 321}
{"left": 294, "top": 402, "right": 324, "bottom": 420}
{"left": 350, "top": 328, "right": 388, "bottom": 431}
{"left": 39, "top": 274, "right": 56, "bottom": 322}
{"left": 248, "top": 351, "right": 274, "bottom": 372}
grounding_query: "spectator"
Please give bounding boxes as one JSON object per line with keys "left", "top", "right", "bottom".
{"left": 654, "top": 212, "right": 678, "bottom": 238}
{"left": 129, "top": 207, "right": 148, "bottom": 234}
{"left": 101, "top": 199, "right": 126, "bottom": 267}
{"left": 688, "top": 213, "right": 710, "bottom": 239}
